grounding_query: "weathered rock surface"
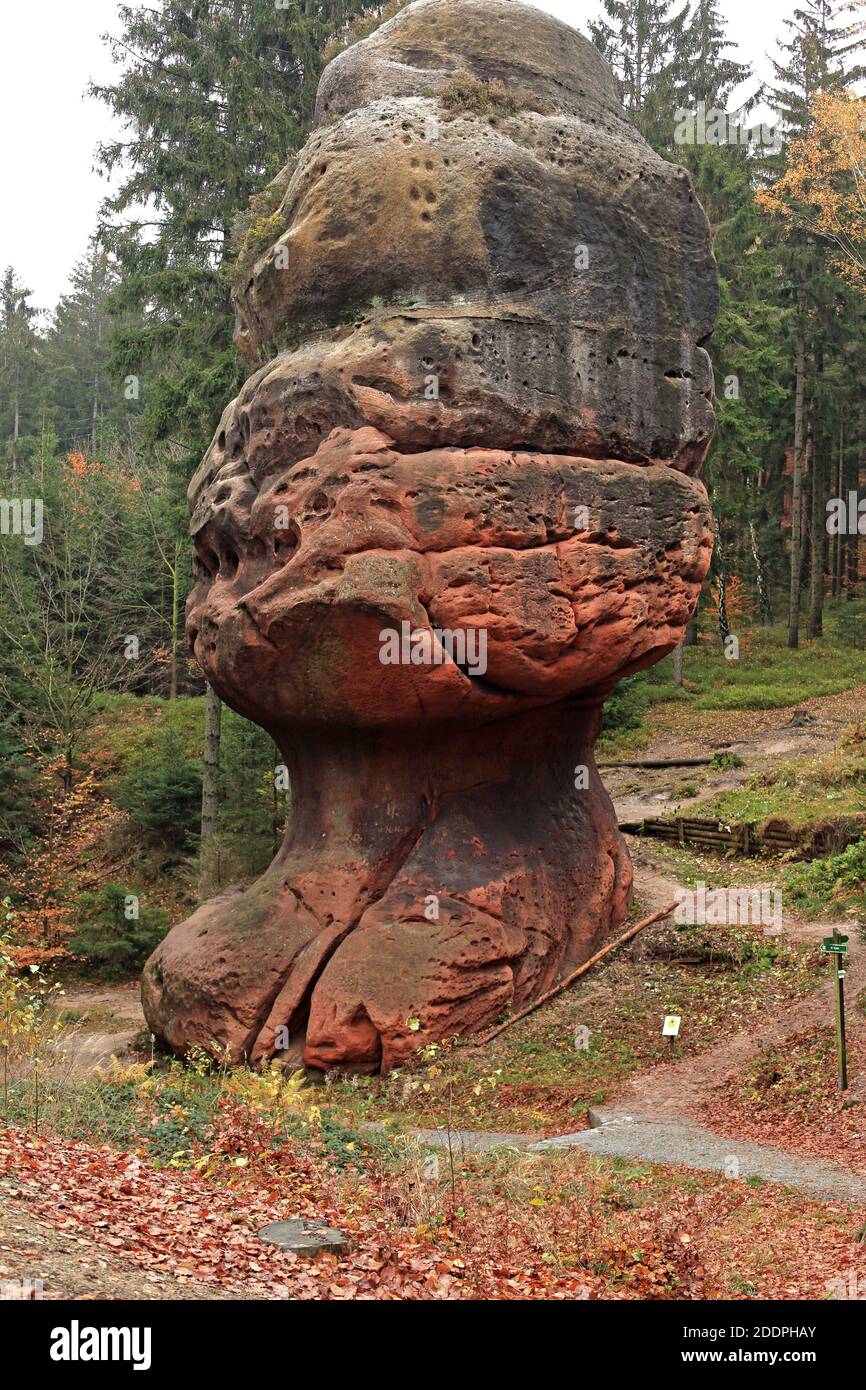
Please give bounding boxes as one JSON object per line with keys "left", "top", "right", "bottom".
{"left": 232, "top": 0, "right": 717, "bottom": 470}
{"left": 142, "top": 0, "right": 717, "bottom": 1072}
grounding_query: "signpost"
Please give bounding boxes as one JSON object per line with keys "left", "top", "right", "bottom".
{"left": 821, "top": 929, "right": 849, "bottom": 1090}
{"left": 662, "top": 1014, "right": 681, "bottom": 1057}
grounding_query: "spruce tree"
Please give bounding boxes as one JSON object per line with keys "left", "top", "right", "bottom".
{"left": 768, "top": 0, "right": 863, "bottom": 136}
{"left": 0, "top": 268, "right": 40, "bottom": 477}
{"left": 91, "top": 0, "right": 395, "bottom": 482}
{"left": 762, "top": 0, "right": 864, "bottom": 645}
{"left": 42, "top": 246, "right": 127, "bottom": 453}
{"left": 677, "top": 0, "right": 751, "bottom": 111}
{"left": 590, "top": 0, "right": 692, "bottom": 146}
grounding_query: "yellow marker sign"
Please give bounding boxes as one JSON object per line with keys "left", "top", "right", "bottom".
{"left": 662, "top": 1015, "right": 681, "bottom": 1037}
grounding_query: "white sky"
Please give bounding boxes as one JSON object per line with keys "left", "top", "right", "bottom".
{"left": 1, "top": 0, "right": 795, "bottom": 315}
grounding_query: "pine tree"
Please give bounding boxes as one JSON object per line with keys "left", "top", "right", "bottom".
{"left": 42, "top": 246, "right": 127, "bottom": 453}
{"left": 677, "top": 0, "right": 751, "bottom": 111}
{"left": 0, "top": 268, "right": 40, "bottom": 477}
{"left": 768, "top": 0, "right": 863, "bottom": 136}
{"left": 761, "top": 0, "right": 865, "bottom": 645}
{"left": 590, "top": 0, "right": 692, "bottom": 146}
{"left": 90, "top": 1, "right": 397, "bottom": 876}
{"left": 91, "top": 0, "right": 392, "bottom": 482}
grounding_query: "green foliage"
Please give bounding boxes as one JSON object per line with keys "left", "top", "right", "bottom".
{"left": 0, "top": 446, "right": 178, "bottom": 782}
{"left": 827, "top": 598, "right": 866, "bottom": 650}
{"left": 710, "top": 750, "right": 744, "bottom": 770}
{"left": 322, "top": 0, "right": 410, "bottom": 60}
{"left": 91, "top": 0, "right": 391, "bottom": 483}
{"left": 783, "top": 837, "right": 866, "bottom": 922}
{"left": 647, "top": 624, "right": 865, "bottom": 710}
{"left": 114, "top": 726, "right": 202, "bottom": 852}
{"left": 231, "top": 163, "right": 295, "bottom": 282}
{"left": 41, "top": 245, "right": 133, "bottom": 454}
{"left": 767, "top": 0, "right": 863, "bottom": 138}
{"left": 216, "top": 714, "right": 287, "bottom": 881}
{"left": 603, "top": 674, "right": 649, "bottom": 734}
{"left": 69, "top": 883, "right": 170, "bottom": 980}
{"left": 697, "top": 771, "right": 865, "bottom": 831}
{"left": 0, "top": 720, "right": 40, "bottom": 864}
{"left": 92, "top": 695, "right": 284, "bottom": 883}
{"left": 590, "top": 0, "right": 748, "bottom": 149}
{"left": 0, "top": 266, "right": 40, "bottom": 473}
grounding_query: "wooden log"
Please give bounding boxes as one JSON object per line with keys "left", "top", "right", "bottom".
{"left": 598, "top": 756, "right": 715, "bottom": 769}
{"left": 467, "top": 901, "right": 679, "bottom": 1048}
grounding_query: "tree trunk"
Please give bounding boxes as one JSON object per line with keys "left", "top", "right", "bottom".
{"left": 717, "top": 571, "right": 729, "bottom": 643}
{"left": 787, "top": 301, "right": 806, "bottom": 648}
{"left": 846, "top": 448, "right": 861, "bottom": 600}
{"left": 201, "top": 683, "right": 222, "bottom": 851}
{"left": 808, "top": 435, "right": 825, "bottom": 638}
{"left": 11, "top": 362, "right": 20, "bottom": 478}
{"left": 169, "top": 541, "right": 180, "bottom": 701}
{"left": 832, "top": 424, "right": 844, "bottom": 600}
{"left": 749, "top": 520, "right": 772, "bottom": 624}
{"left": 849, "top": 449, "right": 864, "bottom": 600}
{"left": 672, "top": 641, "right": 684, "bottom": 688}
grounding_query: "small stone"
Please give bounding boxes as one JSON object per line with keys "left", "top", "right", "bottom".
{"left": 256, "top": 1219, "right": 350, "bottom": 1257}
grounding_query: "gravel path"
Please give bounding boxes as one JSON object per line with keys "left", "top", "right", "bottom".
{"left": 530, "top": 1117, "right": 866, "bottom": 1203}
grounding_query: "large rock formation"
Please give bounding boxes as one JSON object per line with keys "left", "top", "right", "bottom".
{"left": 142, "top": 0, "right": 717, "bottom": 1073}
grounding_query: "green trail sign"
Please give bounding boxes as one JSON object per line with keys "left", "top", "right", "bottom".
{"left": 823, "top": 929, "right": 849, "bottom": 1089}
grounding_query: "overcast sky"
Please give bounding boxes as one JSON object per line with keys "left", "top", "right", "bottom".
{"left": 1, "top": 0, "right": 795, "bottom": 316}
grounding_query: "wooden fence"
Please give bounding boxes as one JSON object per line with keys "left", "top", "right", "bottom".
{"left": 617, "top": 813, "right": 866, "bottom": 860}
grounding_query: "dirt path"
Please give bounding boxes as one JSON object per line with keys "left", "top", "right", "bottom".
{"left": 612, "top": 863, "right": 866, "bottom": 1118}
{"left": 27, "top": 710, "right": 866, "bottom": 1260}
{"left": 51, "top": 984, "right": 145, "bottom": 1075}
{"left": 531, "top": 1119, "right": 866, "bottom": 1202}
{"left": 412, "top": 860, "right": 866, "bottom": 1203}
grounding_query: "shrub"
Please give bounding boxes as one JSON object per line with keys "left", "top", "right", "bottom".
{"left": 710, "top": 751, "right": 744, "bottom": 770}
{"left": 602, "top": 674, "right": 647, "bottom": 735}
{"left": 0, "top": 721, "right": 40, "bottom": 860}
{"left": 782, "top": 836, "right": 866, "bottom": 924}
{"left": 230, "top": 162, "right": 295, "bottom": 284}
{"left": 114, "top": 725, "right": 201, "bottom": 851}
{"left": 828, "top": 599, "right": 866, "bottom": 651}
{"left": 69, "top": 883, "right": 170, "bottom": 979}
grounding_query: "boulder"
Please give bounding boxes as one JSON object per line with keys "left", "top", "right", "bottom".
{"left": 142, "top": 0, "right": 717, "bottom": 1072}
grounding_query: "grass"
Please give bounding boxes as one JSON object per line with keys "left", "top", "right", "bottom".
{"left": 644, "top": 829, "right": 866, "bottom": 930}
{"left": 649, "top": 613, "right": 863, "bottom": 706}
{"left": 0, "top": 1052, "right": 393, "bottom": 1172}
{"left": 1, "top": 907, "right": 825, "bottom": 1155}
{"left": 697, "top": 744, "right": 866, "bottom": 828}
{"left": 647, "top": 609, "right": 866, "bottom": 712}
{"left": 3, "top": 1050, "right": 862, "bottom": 1300}
{"left": 438, "top": 75, "right": 539, "bottom": 118}
{"left": 646, "top": 839, "right": 788, "bottom": 889}
{"left": 83, "top": 692, "right": 208, "bottom": 776}
{"left": 597, "top": 613, "right": 866, "bottom": 758}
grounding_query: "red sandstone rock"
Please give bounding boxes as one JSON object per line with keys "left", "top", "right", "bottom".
{"left": 141, "top": 0, "right": 717, "bottom": 1072}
